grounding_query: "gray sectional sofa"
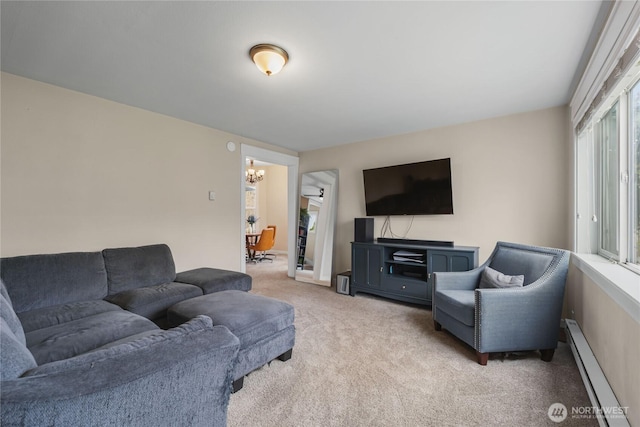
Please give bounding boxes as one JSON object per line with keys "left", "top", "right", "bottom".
{"left": 0, "top": 244, "right": 253, "bottom": 427}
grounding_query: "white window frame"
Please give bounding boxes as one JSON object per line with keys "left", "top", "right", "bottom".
{"left": 577, "top": 71, "right": 640, "bottom": 274}
{"left": 625, "top": 79, "right": 640, "bottom": 274}
{"left": 596, "top": 100, "right": 621, "bottom": 260}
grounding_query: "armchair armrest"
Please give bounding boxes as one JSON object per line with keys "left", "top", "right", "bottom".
{"left": 475, "top": 280, "right": 565, "bottom": 353}
{"left": 432, "top": 268, "right": 483, "bottom": 324}
{"left": 433, "top": 267, "right": 483, "bottom": 292}
{"left": 474, "top": 250, "right": 569, "bottom": 353}
{"left": 1, "top": 316, "right": 240, "bottom": 427}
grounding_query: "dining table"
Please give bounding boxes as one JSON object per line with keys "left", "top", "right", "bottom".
{"left": 245, "top": 232, "right": 261, "bottom": 261}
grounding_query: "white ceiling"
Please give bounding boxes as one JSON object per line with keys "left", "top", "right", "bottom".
{"left": 1, "top": 1, "right": 607, "bottom": 153}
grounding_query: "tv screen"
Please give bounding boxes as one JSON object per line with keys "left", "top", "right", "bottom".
{"left": 363, "top": 158, "right": 453, "bottom": 216}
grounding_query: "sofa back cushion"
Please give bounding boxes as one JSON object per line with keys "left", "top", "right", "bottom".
{"left": 102, "top": 244, "right": 176, "bottom": 295}
{"left": 0, "top": 252, "right": 108, "bottom": 313}
{"left": 1, "top": 318, "right": 37, "bottom": 381}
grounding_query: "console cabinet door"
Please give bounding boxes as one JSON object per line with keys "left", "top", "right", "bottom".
{"left": 426, "top": 249, "right": 477, "bottom": 298}
{"left": 428, "top": 249, "right": 476, "bottom": 272}
{"left": 352, "top": 244, "right": 382, "bottom": 289}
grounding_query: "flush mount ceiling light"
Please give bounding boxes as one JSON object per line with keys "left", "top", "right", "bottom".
{"left": 250, "top": 44, "right": 289, "bottom": 76}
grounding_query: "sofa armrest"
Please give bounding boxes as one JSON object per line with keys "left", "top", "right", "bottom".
{"left": 176, "top": 267, "right": 252, "bottom": 293}
{"left": 1, "top": 316, "right": 240, "bottom": 427}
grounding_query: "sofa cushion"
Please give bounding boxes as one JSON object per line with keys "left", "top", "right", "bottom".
{"left": 83, "top": 315, "right": 214, "bottom": 356}
{"left": 86, "top": 329, "right": 163, "bottom": 352}
{"left": 0, "top": 252, "right": 108, "bottom": 313}
{"left": 1, "top": 293, "right": 26, "bottom": 346}
{"left": 22, "top": 315, "right": 223, "bottom": 376}
{"left": 479, "top": 266, "right": 524, "bottom": 289}
{"left": 175, "top": 268, "right": 252, "bottom": 294}
{"left": 102, "top": 244, "right": 176, "bottom": 294}
{"left": 26, "top": 310, "right": 158, "bottom": 365}
{"left": 17, "top": 300, "right": 123, "bottom": 333}
{"left": 434, "top": 289, "right": 475, "bottom": 327}
{"left": 1, "top": 318, "right": 37, "bottom": 381}
{"left": 105, "top": 282, "right": 203, "bottom": 320}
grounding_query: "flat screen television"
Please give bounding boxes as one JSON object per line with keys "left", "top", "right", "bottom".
{"left": 363, "top": 158, "right": 453, "bottom": 216}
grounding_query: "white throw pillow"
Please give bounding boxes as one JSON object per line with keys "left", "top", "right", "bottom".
{"left": 479, "top": 266, "right": 524, "bottom": 289}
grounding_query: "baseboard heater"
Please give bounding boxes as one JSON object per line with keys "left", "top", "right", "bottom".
{"left": 564, "top": 319, "right": 630, "bottom": 427}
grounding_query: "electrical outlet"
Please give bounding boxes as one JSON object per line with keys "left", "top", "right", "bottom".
{"left": 209, "top": 191, "right": 216, "bottom": 201}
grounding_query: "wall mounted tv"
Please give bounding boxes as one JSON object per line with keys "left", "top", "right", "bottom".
{"left": 363, "top": 158, "right": 454, "bottom": 216}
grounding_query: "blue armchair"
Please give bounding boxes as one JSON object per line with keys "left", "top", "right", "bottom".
{"left": 432, "top": 241, "right": 570, "bottom": 365}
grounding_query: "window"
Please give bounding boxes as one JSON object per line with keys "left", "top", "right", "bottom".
{"left": 629, "top": 82, "right": 640, "bottom": 267}
{"left": 598, "top": 102, "right": 619, "bottom": 258}
{"left": 245, "top": 185, "right": 258, "bottom": 233}
{"left": 576, "top": 74, "right": 640, "bottom": 274}
{"left": 576, "top": 128, "right": 598, "bottom": 254}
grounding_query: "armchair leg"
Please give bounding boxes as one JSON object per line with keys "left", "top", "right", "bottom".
{"left": 277, "top": 348, "right": 293, "bottom": 362}
{"left": 540, "top": 349, "right": 555, "bottom": 362}
{"left": 232, "top": 377, "right": 244, "bottom": 393}
{"left": 434, "top": 320, "right": 442, "bottom": 331}
{"left": 476, "top": 351, "right": 488, "bottom": 366}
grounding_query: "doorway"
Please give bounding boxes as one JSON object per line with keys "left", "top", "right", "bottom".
{"left": 240, "top": 144, "right": 299, "bottom": 277}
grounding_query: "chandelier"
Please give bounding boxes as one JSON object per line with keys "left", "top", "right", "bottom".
{"left": 246, "top": 160, "right": 265, "bottom": 184}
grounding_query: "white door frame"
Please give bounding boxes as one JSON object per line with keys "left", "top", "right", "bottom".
{"left": 240, "top": 144, "right": 299, "bottom": 278}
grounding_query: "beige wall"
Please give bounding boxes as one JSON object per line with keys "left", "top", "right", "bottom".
{"left": 0, "top": 73, "right": 296, "bottom": 271}
{"left": 3, "top": 74, "right": 571, "bottom": 273}
{"left": 263, "top": 165, "right": 288, "bottom": 251}
{"left": 299, "top": 106, "right": 571, "bottom": 273}
{"left": 565, "top": 263, "right": 639, "bottom": 426}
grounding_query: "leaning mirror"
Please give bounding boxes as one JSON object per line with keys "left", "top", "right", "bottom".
{"left": 295, "top": 170, "right": 338, "bottom": 287}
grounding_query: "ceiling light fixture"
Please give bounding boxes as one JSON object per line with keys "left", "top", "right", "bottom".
{"left": 246, "top": 160, "right": 265, "bottom": 184}
{"left": 250, "top": 44, "right": 289, "bottom": 76}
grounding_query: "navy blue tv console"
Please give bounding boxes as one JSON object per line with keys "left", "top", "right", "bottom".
{"left": 350, "top": 240, "right": 478, "bottom": 306}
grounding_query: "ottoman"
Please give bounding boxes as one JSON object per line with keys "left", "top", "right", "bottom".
{"left": 167, "top": 290, "right": 295, "bottom": 392}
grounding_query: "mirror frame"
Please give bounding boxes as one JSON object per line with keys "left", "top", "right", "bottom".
{"left": 295, "top": 170, "right": 338, "bottom": 286}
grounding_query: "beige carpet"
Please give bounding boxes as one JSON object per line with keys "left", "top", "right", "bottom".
{"left": 227, "top": 256, "right": 595, "bottom": 427}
